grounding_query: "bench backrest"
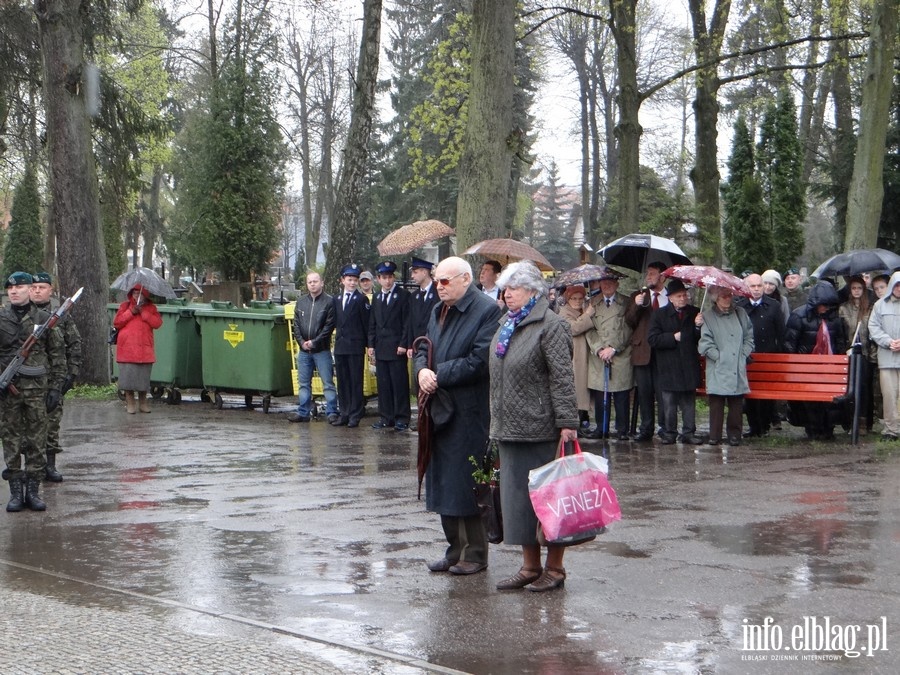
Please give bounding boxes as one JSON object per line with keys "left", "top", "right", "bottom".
{"left": 697, "top": 353, "right": 850, "bottom": 402}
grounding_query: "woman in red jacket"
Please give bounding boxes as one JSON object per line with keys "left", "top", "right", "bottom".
{"left": 114, "top": 286, "right": 162, "bottom": 413}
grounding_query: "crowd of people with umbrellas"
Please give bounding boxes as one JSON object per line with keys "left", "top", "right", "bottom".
{"left": 545, "top": 235, "right": 900, "bottom": 445}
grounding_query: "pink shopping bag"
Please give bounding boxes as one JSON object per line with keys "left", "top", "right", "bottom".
{"left": 528, "top": 440, "right": 621, "bottom": 542}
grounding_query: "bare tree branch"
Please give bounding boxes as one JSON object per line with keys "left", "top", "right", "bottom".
{"left": 641, "top": 32, "right": 868, "bottom": 101}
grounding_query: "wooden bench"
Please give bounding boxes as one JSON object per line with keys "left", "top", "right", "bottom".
{"left": 698, "top": 353, "right": 852, "bottom": 402}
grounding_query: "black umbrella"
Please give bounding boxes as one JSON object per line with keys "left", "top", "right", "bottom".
{"left": 599, "top": 233, "right": 691, "bottom": 272}
{"left": 811, "top": 249, "right": 900, "bottom": 280}
{"left": 110, "top": 267, "right": 176, "bottom": 299}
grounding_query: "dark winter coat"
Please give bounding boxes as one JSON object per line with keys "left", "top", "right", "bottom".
{"left": 735, "top": 295, "right": 785, "bottom": 353}
{"left": 407, "top": 282, "right": 441, "bottom": 347}
{"left": 784, "top": 282, "right": 848, "bottom": 355}
{"left": 647, "top": 302, "right": 701, "bottom": 392}
{"left": 368, "top": 284, "right": 411, "bottom": 360}
{"left": 413, "top": 285, "right": 503, "bottom": 516}
{"left": 332, "top": 290, "right": 370, "bottom": 355}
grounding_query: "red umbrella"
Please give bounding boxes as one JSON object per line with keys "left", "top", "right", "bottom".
{"left": 663, "top": 265, "right": 751, "bottom": 295}
{"left": 663, "top": 265, "right": 751, "bottom": 307}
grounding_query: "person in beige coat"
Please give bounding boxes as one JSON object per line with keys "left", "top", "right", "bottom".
{"left": 585, "top": 269, "right": 635, "bottom": 440}
{"left": 558, "top": 285, "right": 594, "bottom": 431}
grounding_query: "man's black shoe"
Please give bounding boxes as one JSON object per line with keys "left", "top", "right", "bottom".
{"left": 632, "top": 431, "right": 654, "bottom": 442}
{"left": 287, "top": 413, "right": 310, "bottom": 423}
{"left": 660, "top": 434, "right": 677, "bottom": 445}
{"left": 371, "top": 420, "right": 393, "bottom": 429}
{"left": 616, "top": 431, "right": 631, "bottom": 441}
{"left": 680, "top": 434, "right": 703, "bottom": 445}
{"left": 347, "top": 420, "right": 359, "bottom": 428}
{"left": 395, "top": 422, "right": 409, "bottom": 432}
{"left": 727, "top": 437, "right": 741, "bottom": 446}
{"left": 331, "top": 417, "right": 348, "bottom": 426}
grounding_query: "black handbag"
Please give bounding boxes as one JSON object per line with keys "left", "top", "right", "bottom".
{"left": 472, "top": 442, "right": 503, "bottom": 544}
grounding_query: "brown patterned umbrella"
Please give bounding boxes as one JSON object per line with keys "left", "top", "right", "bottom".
{"left": 377, "top": 219, "right": 455, "bottom": 256}
{"left": 463, "top": 238, "right": 554, "bottom": 272}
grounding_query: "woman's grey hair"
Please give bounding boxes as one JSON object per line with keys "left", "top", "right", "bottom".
{"left": 496, "top": 260, "right": 548, "bottom": 296}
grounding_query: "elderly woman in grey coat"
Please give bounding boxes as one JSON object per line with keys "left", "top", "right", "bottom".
{"left": 698, "top": 286, "right": 754, "bottom": 446}
{"left": 490, "top": 261, "right": 579, "bottom": 592}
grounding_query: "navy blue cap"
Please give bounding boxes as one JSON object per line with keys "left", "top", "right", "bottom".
{"left": 5, "top": 272, "right": 33, "bottom": 288}
{"left": 410, "top": 257, "right": 433, "bottom": 271}
{"left": 376, "top": 261, "right": 397, "bottom": 275}
{"left": 340, "top": 263, "right": 361, "bottom": 278}
{"left": 784, "top": 267, "right": 800, "bottom": 277}
{"left": 33, "top": 272, "right": 53, "bottom": 285}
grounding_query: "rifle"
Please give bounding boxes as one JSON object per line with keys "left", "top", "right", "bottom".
{"left": 0, "top": 287, "right": 84, "bottom": 396}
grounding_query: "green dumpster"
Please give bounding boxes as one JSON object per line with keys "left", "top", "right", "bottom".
{"left": 194, "top": 301, "right": 294, "bottom": 413}
{"left": 108, "top": 299, "right": 210, "bottom": 404}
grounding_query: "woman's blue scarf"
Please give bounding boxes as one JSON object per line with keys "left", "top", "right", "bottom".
{"left": 495, "top": 295, "right": 538, "bottom": 358}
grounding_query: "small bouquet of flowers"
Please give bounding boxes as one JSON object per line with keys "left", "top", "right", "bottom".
{"left": 470, "top": 443, "right": 502, "bottom": 544}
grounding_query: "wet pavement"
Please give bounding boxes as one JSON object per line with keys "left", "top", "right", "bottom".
{"left": 2, "top": 394, "right": 899, "bottom": 673}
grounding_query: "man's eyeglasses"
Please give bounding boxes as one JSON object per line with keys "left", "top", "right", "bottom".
{"left": 437, "top": 272, "right": 465, "bottom": 286}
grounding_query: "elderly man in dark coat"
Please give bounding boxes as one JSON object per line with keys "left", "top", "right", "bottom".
{"left": 414, "top": 256, "right": 503, "bottom": 576}
{"left": 647, "top": 279, "right": 703, "bottom": 444}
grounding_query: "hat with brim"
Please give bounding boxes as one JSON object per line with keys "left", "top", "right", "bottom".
{"left": 410, "top": 257, "right": 434, "bottom": 271}
{"left": 665, "top": 279, "right": 687, "bottom": 295}
{"left": 33, "top": 272, "right": 53, "bottom": 285}
{"left": 340, "top": 264, "right": 362, "bottom": 278}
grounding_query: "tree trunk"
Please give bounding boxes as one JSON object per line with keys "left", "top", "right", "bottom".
{"left": 322, "top": 0, "right": 381, "bottom": 292}
{"left": 454, "top": 0, "right": 516, "bottom": 250}
{"left": 35, "top": 0, "right": 109, "bottom": 384}
{"left": 798, "top": 0, "right": 823, "bottom": 184}
{"left": 688, "top": 0, "right": 732, "bottom": 265}
{"left": 830, "top": 0, "right": 854, "bottom": 246}
{"left": 609, "top": 0, "right": 641, "bottom": 236}
{"left": 844, "top": 0, "right": 898, "bottom": 249}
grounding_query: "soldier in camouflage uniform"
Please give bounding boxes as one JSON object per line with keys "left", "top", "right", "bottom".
{"left": 30, "top": 272, "right": 81, "bottom": 482}
{"left": 0, "top": 272, "right": 66, "bottom": 512}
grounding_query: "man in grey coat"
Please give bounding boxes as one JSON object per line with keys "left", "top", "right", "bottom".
{"left": 414, "top": 257, "right": 503, "bottom": 575}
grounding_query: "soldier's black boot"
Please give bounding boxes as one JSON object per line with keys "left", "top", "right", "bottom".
{"left": 45, "top": 451, "right": 63, "bottom": 483}
{"left": 6, "top": 475, "right": 24, "bottom": 512}
{"left": 24, "top": 476, "right": 46, "bottom": 511}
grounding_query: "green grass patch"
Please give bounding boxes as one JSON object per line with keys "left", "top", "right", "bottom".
{"left": 69, "top": 383, "right": 119, "bottom": 400}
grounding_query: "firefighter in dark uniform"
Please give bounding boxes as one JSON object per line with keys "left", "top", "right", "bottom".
{"left": 407, "top": 257, "right": 441, "bottom": 358}
{"left": 368, "top": 261, "right": 412, "bottom": 431}
{"left": 332, "top": 264, "right": 371, "bottom": 428}
{"left": 0, "top": 272, "right": 66, "bottom": 512}
{"left": 30, "top": 272, "right": 81, "bottom": 482}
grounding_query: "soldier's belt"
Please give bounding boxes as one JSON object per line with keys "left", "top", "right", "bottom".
{"left": 16, "top": 365, "right": 47, "bottom": 378}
